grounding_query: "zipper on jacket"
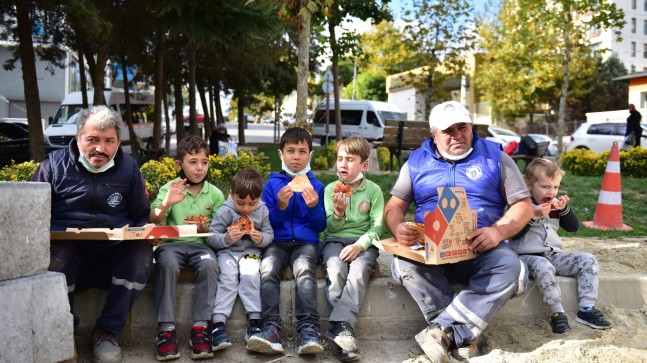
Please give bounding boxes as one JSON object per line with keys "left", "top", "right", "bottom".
{"left": 448, "top": 163, "right": 456, "bottom": 187}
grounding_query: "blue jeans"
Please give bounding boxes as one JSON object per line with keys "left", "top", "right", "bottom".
{"left": 391, "top": 244, "right": 527, "bottom": 346}
{"left": 321, "top": 240, "right": 379, "bottom": 328}
{"left": 260, "top": 242, "right": 320, "bottom": 330}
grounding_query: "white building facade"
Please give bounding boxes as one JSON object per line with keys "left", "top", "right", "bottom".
{"left": 589, "top": 0, "right": 647, "bottom": 72}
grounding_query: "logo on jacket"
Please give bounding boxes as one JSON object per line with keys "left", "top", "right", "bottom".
{"left": 465, "top": 166, "right": 482, "bottom": 180}
{"left": 107, "top": 192, "right": 123, "bottom": 207}
{"left": 359, "top": 201, "right": 370, "bottom": 213}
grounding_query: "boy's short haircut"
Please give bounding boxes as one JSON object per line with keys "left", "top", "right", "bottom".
{"left": 337, "top": 136, "right": 371, "bottom": 161}
{"left": 231, "top": 168, "right": 264, "bottom": 200}
{"left": 177, "top": 136, "right": 209, "bottom": 161}
{"left": 279, "top": 127, "right": 312, "bottom": 151}
{"left": 525, "top": 158, "right": 565, "bottom": 184}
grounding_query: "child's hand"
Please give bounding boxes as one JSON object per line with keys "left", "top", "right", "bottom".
{"left": 277, "top": 185, "right": 294, "bottom": 210}
{"left": 332, "top": 192, "right": 349, "bottom": 217}
{"left": 226, "top": 229, "right": 244, "bottom": 244}
{"left": 301, "top": 186, "right": 319, "bottom": 208}
{"left": 534, "top": 203, "right": 551, "bottom": 218}
{"left": 339, "top": 244, "right": 363, "bottom": 262}
{"left": 553, "top": 195, "right": 569, "bottom": 211}
{"left": 250, "top": 230, "right": 263, "bottom": 245}
{"left": 196, "top": 220, "right": 209, "bottom": 233}
{"left": 163, "top": 178, "right": 188, "bottom": 207}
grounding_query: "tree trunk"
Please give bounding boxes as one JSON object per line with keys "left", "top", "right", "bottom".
{"left": 120, "top": 55, "right": 140, "bottom": 165}
{"left": 328, "top": 21, "right": 342, "bottom": 142}
{"left": 153, "top": 29, "right": 165, "bottom": 149}
{"left": 76, "top": 35, "right": 88, "bottom": 107}
{"left": 237, "top": 93, "right": 246, "bottom": 145}
{"left": 163, "top": 83, "right": 171, "bottom": 155}
{"left": 173, "top": 70, "right": 184, "bottom": 142}
{"left": 213, "top": 81, "right": 224, "bottom": 125}
{"left": 208, "top": 79, "right": 216, "bottom": 130}
{"left": 557, "top": 19, "right": 572, "bottom": 155}
{"left": 295, "top": 1, "right": 311, "bottom": 124}
{"left": 188, "top": 44, "right": 198, "bottom": 136}
{"left": 197, "top": 75, "right": 211, "bottom": 141}
{"left": 15, "top": 0, "right": 45, "bottom": 162}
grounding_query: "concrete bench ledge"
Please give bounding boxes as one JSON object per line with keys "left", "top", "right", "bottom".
{"left": 73, "top": 253, "right": 647, "bottom": 347}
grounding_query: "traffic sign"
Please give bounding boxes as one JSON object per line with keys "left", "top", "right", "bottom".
{"left": 322, "top": 80, "right": 333, "bottom": 94}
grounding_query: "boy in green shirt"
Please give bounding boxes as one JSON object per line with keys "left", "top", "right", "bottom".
{"left": 321, "top": 136, "right": 384, "bottom": 361}
{"left": 150, "top": 136, "right": 225, "bottom": 360}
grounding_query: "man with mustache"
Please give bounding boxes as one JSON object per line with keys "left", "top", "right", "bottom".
{"left": 31, "top": 105, "right": 153, "bottom": 363}
{"left": 384, "top": 101, "right": 533, "bottom": 362}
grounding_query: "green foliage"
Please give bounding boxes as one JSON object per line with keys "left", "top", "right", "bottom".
{"left": 312, "top": 142, "right": 337, "bottom": 170}
{"left": 342, "top": 71, "right": 387, "bottom": 101}
{"left": 559, "top": 147, "right": 647, "bottom": 178}
{"left": 140, "top": 150, "right": 271, "bottom": 200}
{"left": 376, "top": 147, "right": 393, "bottom": 171}
{"left": 0, "top": 161, "right": 40, "bottom": 182}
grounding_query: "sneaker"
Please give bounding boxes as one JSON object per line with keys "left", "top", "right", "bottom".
{"left": 156, "top": 329, "right": 180, "bottom": 361}
{"left": 245, "top": 322, "right": 262, "bottom": 342}
{"left": 414, "top": 324, "right": 452, "bottom": 363}
{"left": 298, "top": 324, "right": 324, "bottom": 355}
{"left": 246, "top": 324, "right": 284, "bottom": 354}
{"left": 550, "top": 312, "right": 571, "bottom": 334}
{"left": 92, "top": 326, "right": 121, "bottom": 363}
{"left": 576, "top": 308, "right": 611, "bottom": 330}
{"left": 323, "top": 321, "right": 359, "bottom": 357}
{"left": 211, "top": 326, "right": 232, "bottom": 352}
{"left": 451, "top": 336, "right": 483, "bottom": 361}
{"left": 189, "top": 325, "right": 214, "bottom": 359}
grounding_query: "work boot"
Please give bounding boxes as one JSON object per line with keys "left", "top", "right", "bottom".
{"left": 414, "top": 323, "right": 452, "bottom": 363}
{"left": 92, "top": 326, "right": 121, "bottom": 363}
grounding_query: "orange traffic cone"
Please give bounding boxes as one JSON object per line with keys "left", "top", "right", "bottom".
{"left": 582, "top": 141, "right": 633, "bottom": 231}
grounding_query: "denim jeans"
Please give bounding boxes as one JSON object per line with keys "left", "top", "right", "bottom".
{"left": 260, "top": 242, "right": 320, "bottom": 330}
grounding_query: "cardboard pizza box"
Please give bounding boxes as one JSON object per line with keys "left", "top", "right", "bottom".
{"left": 50, "top": 225, "right": 213, "bottom": 241}
{"left": 375, "top": 187, "right": 477, "bottom": 265}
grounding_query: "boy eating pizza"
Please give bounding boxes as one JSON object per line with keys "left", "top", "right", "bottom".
{"left": 247, "top": 127, "right": 327, "bottom": 355}
{"left": 205, "top": 168, "right": 274, "bottom": 352}
{"left": 150, "top": 135, "right": 225, "bottom": 360}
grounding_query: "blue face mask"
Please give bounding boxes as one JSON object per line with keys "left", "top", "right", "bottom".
{"left": 78, "top": 154, "right": 115, "bottom": 173}
{"left": 279, "top": 150, "right": 313, "bottom": 177}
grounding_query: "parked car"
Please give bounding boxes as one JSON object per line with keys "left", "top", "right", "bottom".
{"left": 261, "top": 116, "right": 274, "bottom": 124}
{"left": 528, "top": 133, "right": 559, "bottom": 156}
{"left": 489, "top": 126, "right": 521, "bottom": 144}
{"left": 0, "top": 120, "right": 31, "bottom": 167}
{"left": 566, "top": 121, "right": 647, "bottom": 153}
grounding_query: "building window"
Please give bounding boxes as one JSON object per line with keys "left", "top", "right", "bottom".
{"left": 644, "top": 44, "right": 647, "bottom": 58}
{"left": 632, "top": 42, "right": 636, "bottom": 57}
{"left": 633, "top": 0, "right": 637, "bottom": 9}
{"left": 632, "top": 18, "right": 637, "bottom": 33}
{"left": 645, "top": 0, "right": 647, "bottom": 11}
{"left": 632, "top": 65, "right": 636, "bottom": 73}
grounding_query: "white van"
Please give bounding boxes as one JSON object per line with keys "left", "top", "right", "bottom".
{"left": 311, "top": 99, "right": 406, "bottom": 144}
{"left": 44, "top": 90, "right": 155, "bottom": 154}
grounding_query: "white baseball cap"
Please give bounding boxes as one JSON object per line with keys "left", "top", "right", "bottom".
{"left": 428, "top": 101, "right": 472, "bottom": 130}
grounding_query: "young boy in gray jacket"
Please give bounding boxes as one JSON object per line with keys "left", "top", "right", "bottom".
{"left": 509, "top": 158, "right": 611, "bottom": 334}
{"left": 206, "top": 168, "right": 274, "bottom": 351}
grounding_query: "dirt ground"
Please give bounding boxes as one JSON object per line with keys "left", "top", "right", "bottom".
{"left": 75, "top": 237, "right": 647, "bottom": 363}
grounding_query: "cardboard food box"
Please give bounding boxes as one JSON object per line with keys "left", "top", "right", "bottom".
{"left": 50, "top": 225, "right": 213, "bottom": 241}
{"left": 375, "top": 187, "right": 477, "bottom": 265}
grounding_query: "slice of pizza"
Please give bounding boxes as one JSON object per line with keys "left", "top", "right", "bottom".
{"left": 404, "top": 221, "right": 426, "bottom": 244}
{"left": 288, "top": 174, "right": 312, "bottom": 192}
{"left": 227, "top": 215, "right": 254, "bottom": 234}
{"left": 183, "top": 214, "right": 209, "bottom": 224}
{"left": 333, "top": 181, "right": 352, "bottom": 196}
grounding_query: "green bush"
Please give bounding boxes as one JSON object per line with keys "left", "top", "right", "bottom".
{"left": 0, "top": 160, "right": 40, "bottom": 181}
{"left": 559, "top": 146, "right": 647, "bottom": 178}
{"left": 312, "top": 141, "right": 337, "bottom": 170}
{"left": 376, "top": 147, "right": 393, "bottom": 171}
{"left": 140, "top": 150, "right": 271, "bottom": 200}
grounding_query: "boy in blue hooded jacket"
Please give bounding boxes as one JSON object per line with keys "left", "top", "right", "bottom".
{"left": 246, "top": 127, "right": 327, "bottom": 355}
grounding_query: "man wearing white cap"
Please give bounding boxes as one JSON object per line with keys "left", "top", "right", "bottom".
{"left": 384, "top": 101, "right": 532, "bottom": 362}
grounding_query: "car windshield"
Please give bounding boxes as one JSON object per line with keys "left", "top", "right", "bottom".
{"left": 51, "top": 105, "right": 84, "bottom": 125}
{"left": 378, "top": 111, "right": 406, "bottom": 121}
{"left": 492, "top": 127, "right": 517, "bottom": 136}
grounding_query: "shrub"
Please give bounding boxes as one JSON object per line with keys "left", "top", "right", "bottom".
{"left": 0, "top": 160, "right": 40, "bottom": 181}
{"left": 559, "top": 146, "right": 647, "bottom": 178}
{"left": 140, "top": 150, "right": 271, "bottom": 200}
{"left": 376, "top": 147, "right": 393, "bottom": 171}
{"left": 312, "top": 141, "right": 337, "bottom": 170}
